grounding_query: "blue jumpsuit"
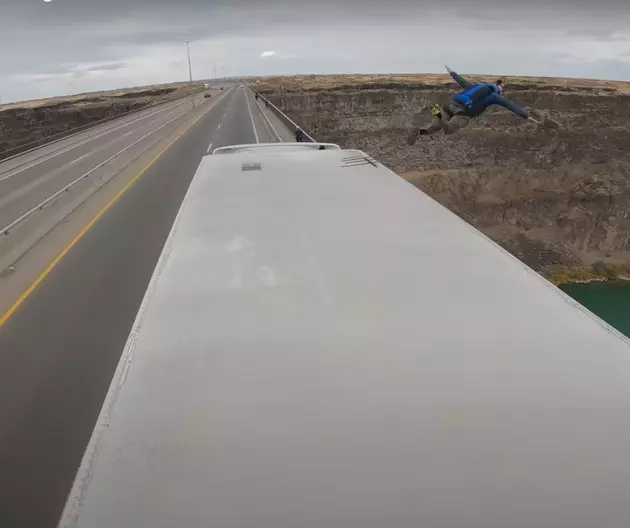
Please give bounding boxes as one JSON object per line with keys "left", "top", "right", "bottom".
{"left": 448, "top": 70, "right": 530, "bottom": 119}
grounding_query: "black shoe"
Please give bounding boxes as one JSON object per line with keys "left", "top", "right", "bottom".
{"left": 419, "top": 129, "right": 429, "bottom": 136}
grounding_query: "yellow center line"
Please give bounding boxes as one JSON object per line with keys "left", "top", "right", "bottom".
{"left": 0, "top": 94, "right": 221, "bottom": 329}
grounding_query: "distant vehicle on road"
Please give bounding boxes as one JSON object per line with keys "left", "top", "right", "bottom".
{"left": 204, "top": 92, "right": 212, "bottom": 98}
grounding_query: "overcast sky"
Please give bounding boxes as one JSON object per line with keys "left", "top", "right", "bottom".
{"left": 1, "top": 0, "right": 630, "bottom": 103}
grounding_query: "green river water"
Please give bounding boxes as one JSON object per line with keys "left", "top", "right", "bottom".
{"left": 560, "top": 281, "right": 630, "bottom": 339}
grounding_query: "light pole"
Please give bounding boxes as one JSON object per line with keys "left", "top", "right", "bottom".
{"left": 186, "top": 40, "right": 193, "bottom": 83}
{"left": 186, "top": 40, "right": 195, "bottom": 108}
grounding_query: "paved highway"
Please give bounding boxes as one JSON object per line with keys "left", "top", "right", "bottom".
{"left": 0, "top": 85, "right": 291, "bottom": 527}
{"left": 0, "top": 92, "right": 203, "bottom": 232}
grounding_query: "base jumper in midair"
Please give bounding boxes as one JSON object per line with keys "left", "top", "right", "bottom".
{"left": 408, "top": 66, "right": 539, "bottom": 145}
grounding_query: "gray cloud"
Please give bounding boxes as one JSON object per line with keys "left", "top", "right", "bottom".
{"left": 1, "top": 0, "right": 630, "bottom": 103}
{"left": 69, "top": 62, "right": 130, "bottom": 73}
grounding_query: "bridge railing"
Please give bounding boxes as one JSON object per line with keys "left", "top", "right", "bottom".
{"left": 248, "top": 86, "right": 316, "bottom": 143}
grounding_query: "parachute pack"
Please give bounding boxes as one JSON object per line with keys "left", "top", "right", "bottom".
{"left": 453, "top": 84, "right": 498, "bottom": 110}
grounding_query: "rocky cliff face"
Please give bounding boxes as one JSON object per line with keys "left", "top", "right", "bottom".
{"left": 267, "top": 84, "right": 630, "bottom": 277}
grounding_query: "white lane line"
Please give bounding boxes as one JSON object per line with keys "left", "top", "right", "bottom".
{"left": 121, "top": 130, "right": 135, "bottom": 138}
{"left": 244, "top": 88, "right": 260, "bottom": 144}
{"left": 68, "top": 153, "right": 92, "bottom": 166}
{"left": 217, "top": 124, "right": 222, "bottom": 130}
{"left": 206, "top": 142, "right": 213, "bottom": 153}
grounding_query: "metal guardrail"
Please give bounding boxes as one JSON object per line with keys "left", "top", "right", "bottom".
{"left": 247, "top": 86, "right": 316, "bottom": 143}
{"left": 0, "top": 89, "right": 204, "bottom": 163}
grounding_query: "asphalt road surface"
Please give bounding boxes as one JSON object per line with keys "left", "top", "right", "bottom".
{"left": 0, "top": 85, "right": 289, "bottom": 527}
{"left": 0, "top": 92, "right": 205, "bottom": 232}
